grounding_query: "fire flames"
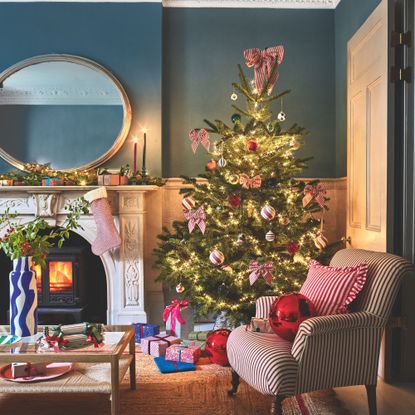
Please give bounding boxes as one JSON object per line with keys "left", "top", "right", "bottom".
{"left": 33, "top": 261, "right": 73, "bottom": 293}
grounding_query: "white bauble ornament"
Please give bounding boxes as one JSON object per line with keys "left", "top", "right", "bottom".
{"left": 260, "top": 205, "right": 276, "bottom": 221}
{"left": 231, "top": 92, "right": 238, "bottom": 101}
{"left": 182, "top": 196, "right": 195, "bottom": 211}
{"left": 265, "top": 231, "right": 275, "bottom": 242}
{"left": 314, "top": 234, "right": 328, "bottom": 250}
{"left": 218, "top": 157, "right": 227, "bottom": 168}
{"left": 176, "top": 283, "right": 185, "bottom": 293}
{"left": 236, "top": 233, "right": 246, "bottom": 245}
{"left": 277, "top": 111, "right": 286, "bottom": 122}
{"left": 209, "top": 249, "right": 225, "bottom": 266}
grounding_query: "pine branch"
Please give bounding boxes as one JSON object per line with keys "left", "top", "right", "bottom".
{"left": 203, "top": 119, "right": 219, "bottom": 133}
{"left": 232, "top": 82, "right": 255, "bottom": 102}
{"left": 237, "top": 63, "right": 251, "bottom": 93}
{"left": 261, "top": 89, "right": 291, "bottom": 103}
{"left": 231, "top": 104, "right": 252, "bottom": 118}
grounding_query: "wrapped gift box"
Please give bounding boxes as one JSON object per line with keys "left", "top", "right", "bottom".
{"left": 97, "top": 174, "right": 128, "bottom": 186}
{"left": 141, "top": 334, "right": 180, "bottom": 357}
{"left": 42, "top": 177, "right": 63, "bottom": 186}
{"left": 134, "top": 323, "right": 160, "bottom": 343}
{"left": 164, "top": 300, "right": 192, "bottom": 339}
{"left": 165, "top": 343, "right": 201, "bottom": 364}
{"left": 246, "top": 317, "right": 274, "bottom": 334}
{"left": 11, "top": 362, "right": 47, "bottom": 378}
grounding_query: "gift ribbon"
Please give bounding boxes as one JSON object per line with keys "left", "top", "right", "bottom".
{"left": 45, "top": 335, "right": 69, "bottom": 352}
{"left": 239, "top": 173, "right": 262, "bottom": 189}
{"left": 147, "top": 334, "right": 172, "bottom": 355}
{"left": 303, "top": 183, "right": 326, "bottom": 208}
{"left": 163, "top": 299, "right": 189, "bottom": 337}
{"left": 248, "top": 261, "right": 273, "bottom": 285}
{"left": 184, "top": 207, "right": 206, "bottom": 234}
{"left": 244, "top": 45, "right": 285, "bottom": 95}
{"left": 189, "top": 129, "right": 210, "bottom": 154}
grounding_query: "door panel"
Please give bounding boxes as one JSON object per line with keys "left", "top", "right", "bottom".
{"left": 347, "top": 0, "right": 388, "bottom": 252}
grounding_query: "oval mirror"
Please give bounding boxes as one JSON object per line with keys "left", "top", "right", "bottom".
{"left": 0, "top": 54, "right": 131, "bottom": 171}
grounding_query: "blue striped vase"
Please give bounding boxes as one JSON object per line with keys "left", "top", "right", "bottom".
{"left": 9, "top": 257, "right": 38, "bottom": 337}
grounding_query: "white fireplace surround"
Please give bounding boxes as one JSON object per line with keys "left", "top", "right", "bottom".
{"left": 0, "top": 185, "right": 159, "bottom": 325}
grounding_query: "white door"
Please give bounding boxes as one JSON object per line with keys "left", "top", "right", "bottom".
{"left": 347, "top": 0, "right": 388, "bottom": 252}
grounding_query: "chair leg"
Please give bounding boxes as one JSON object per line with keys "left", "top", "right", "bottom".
{"left": 366, "top": 385, "right": 377, "bottom": 415}
{"left": 271, "top": 395, "right": 285, "bottom": 415}
{"left": 228, "top": 369, "right": 240, "bottom": 396}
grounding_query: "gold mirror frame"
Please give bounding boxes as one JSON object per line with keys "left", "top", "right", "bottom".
{"left": 0, "top": 54, "right": 132, "bottom": 172}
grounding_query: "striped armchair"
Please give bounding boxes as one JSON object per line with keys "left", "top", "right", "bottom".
{"left": 226, "top": 249, "right": 414, "bottom": 415}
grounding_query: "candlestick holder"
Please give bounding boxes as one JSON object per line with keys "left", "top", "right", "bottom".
{"left": 140, "top": 168, "right": 147, "bottom": 185}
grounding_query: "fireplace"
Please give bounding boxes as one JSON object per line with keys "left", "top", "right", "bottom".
{"left": 0, "top": 230, "right": 107, "bottom": 326}
{"left": 34, "top": 246, "right": 86, "bottom": 310}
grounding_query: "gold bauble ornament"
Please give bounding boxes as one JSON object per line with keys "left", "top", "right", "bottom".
{"left": 228, "top": 174, "right": 239, "bottom": 185}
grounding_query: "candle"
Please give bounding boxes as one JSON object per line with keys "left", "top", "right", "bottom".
{"left": 133, "top": 137, "right": 138, "bottom": 175}
{"left": 142, "top": 128, "right": 147, "bottom": 176}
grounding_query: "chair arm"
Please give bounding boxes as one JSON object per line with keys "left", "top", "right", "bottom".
{"left": 292, "top": 311, "right": 385, "bottom": 361}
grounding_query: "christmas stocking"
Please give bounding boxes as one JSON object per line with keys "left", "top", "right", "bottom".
{"left": 84, "top": 187, "right": 121, "bottom": 256}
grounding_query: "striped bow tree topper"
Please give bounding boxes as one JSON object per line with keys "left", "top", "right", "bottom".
{"left": 189, "top": 128, "right": 210, "bottom": 154}
{"left": 184, "top": 207, "right": 206, "bottom": 234}
{"left": 239, "top": 173, "right": 262, "bottom": 189}
{"left": 302, "top": 183, "right": 326, "bottom": 208}
{"left": 244, "top": 45, "right": 285, "bottom": 95}
{"left": 249, "top": 261, "right": 274, "bottom": 285}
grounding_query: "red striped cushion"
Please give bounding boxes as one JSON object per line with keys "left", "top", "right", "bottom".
{"left": 299, "top": 260, "right": 368, "bottom": 316}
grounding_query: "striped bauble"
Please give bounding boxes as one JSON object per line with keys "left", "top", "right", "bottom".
{"left": 260, "top": 205, "right": 276, "bottom": 221}
{"left": 182, "top": 197, "right": 195, "bottom": 211}
{"left": 209, "top": 249, "right": 225, "bottom": 266}
{"left": 265, "top": 231, "right": 275, "bottom": 242}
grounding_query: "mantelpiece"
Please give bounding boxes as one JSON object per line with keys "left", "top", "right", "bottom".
{"left": 0, "top": 185, "right": 158, "bottom": 324}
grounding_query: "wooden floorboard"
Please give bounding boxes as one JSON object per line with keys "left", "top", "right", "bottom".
{"left": 334, "top": 378, "right": 415, "bottom": 415}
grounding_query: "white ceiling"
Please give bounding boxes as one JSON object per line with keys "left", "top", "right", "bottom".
{"left": 0, "top": 0, "right": 342, "bottom": 9}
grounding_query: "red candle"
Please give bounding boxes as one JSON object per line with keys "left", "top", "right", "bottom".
{"left": 133, "top": 138, "right": 137, "bottom": 174}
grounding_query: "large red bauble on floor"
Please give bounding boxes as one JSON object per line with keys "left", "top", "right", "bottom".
{"left": 269, "top": 293, "right": 316, "bottom": 341}
{"left": 205, "top": 329, "right": 231, "bottom": 366}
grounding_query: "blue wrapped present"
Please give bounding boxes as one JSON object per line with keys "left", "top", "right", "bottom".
{"left": 153, "top": 356, "right": 196, "bottom": 374}
{"left": 134, "top": 323, "right": 160, "bottom": 343}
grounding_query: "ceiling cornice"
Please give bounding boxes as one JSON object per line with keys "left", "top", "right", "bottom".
{"left": 1, "top": 0, "right": 342, "bottom": 9}
{"left": 163, "top": 0, "right": 341, "bottom": 9}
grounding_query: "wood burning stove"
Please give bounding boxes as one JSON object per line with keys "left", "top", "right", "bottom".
{"left": 33, "top": 247, "right": 87, "bottom": 323}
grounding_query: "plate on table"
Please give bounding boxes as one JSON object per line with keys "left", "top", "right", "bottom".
{"left": 0, "top": 362, "right": 73, "bottom": 383}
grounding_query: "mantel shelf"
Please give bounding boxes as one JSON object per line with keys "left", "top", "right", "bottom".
{"left": 0, "top": 185, "right": 159, "bottom": 192}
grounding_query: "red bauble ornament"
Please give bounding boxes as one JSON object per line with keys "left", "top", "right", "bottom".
{"left": 228, "top": 195, "right": 241, "bottom": 208}
{"left": 207, "top": 160, "right": 217, "bottom": 170}
{"left": 205, "top": 329, "right": 231, "bottom": 366}
{"left": 247, "top": 140, "right": 259, "bottom": 152}
{"left": 269, "top": 293, "right": 316, "bottom": 341}
{"left": 287, "top": 241, "right": 300, "bottom": 255}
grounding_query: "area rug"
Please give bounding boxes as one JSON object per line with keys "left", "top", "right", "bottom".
{"left": 0, "top": 349, "right": 350, "bottom": 415}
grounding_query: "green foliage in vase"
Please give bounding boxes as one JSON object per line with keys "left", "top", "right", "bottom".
{"left": 0, "top": 197, "right": 90, "bottom": 268}
{"left": 155, "top": 60, "right": 328, "bottom": 325}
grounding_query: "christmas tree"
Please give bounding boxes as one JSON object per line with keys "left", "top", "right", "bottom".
{"left": 155, "top": 46, "right": 328, "bottom": 325}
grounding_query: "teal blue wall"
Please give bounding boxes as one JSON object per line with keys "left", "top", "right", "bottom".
{"left": 334, "top": 0, "right": 382, "bottom": 177}
{"left": 163, "top": 8, "right": 335, "bottom": 178}
{"left": 0, "top": 2, "right": 162, "bottom": 175}
{"left": 0, "top": 1, "right": 384, "bottom": 178}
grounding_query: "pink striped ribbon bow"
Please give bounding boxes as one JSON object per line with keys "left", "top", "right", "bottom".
{"left": 244, "top": 45, "right": 285, "bottom": 95}
{"left": 239, "top": 173, "right": 262, "bottom": 189}
{"left": 249, "top": 261, "right": 274, "bottom": 286}
{"left": 189, "top": 128, "right": 210, "bottom": 154}
{"left": 302, "top": 183, "right": 326, "bottom": 208}
{"left": 163, "top": 299, "right": 189, "bottom": 337}
{"left": 184, "top": 207, "right": 206, "bottom": 234}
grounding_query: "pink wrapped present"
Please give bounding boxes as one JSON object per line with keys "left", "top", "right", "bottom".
{"left": 141, "top": 334, "right": 180, "bottom": 357}
{"left": 165, "top": 343, "right": 201, "bottom": 364}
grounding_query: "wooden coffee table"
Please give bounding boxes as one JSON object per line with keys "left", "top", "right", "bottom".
{"left": 0, "top": 325, "right": 136, "bottom": 415}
